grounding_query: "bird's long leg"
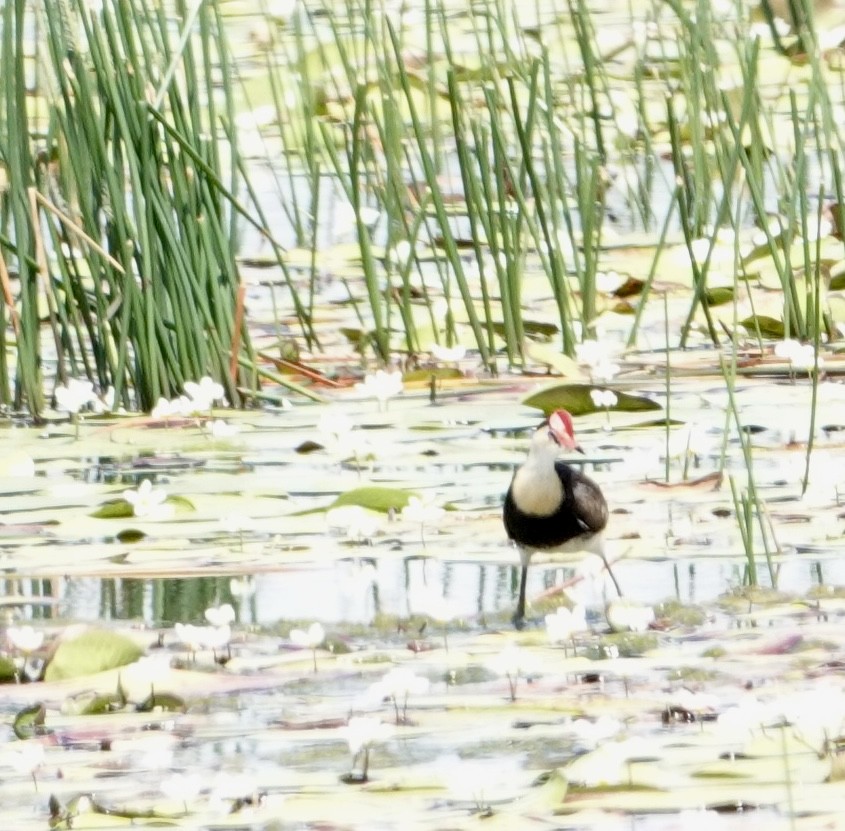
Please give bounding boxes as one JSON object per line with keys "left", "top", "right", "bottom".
{"left": 597, "top": 546, "right": 623, "bottom": 597}
{"left": 513, "top": 564, "right": 529, "bottom": 629}
{"left": 513, "top": 546, "right": 532, "bottom": 628}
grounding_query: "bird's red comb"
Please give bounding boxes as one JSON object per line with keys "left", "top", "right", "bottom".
{"left": 548, "top": 409, "right": 575, "bottom": 439}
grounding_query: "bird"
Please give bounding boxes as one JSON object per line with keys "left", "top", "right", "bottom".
{"left": 503, "top": 409, "right": 622, "bottom": 628}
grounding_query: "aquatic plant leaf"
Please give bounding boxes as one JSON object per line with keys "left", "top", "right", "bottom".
{"left": 523, "top": 384, "right": 661, "bottom": 416}
{"left": 0, "top": 654, "right": 17, "bottom": 683}
{"left": 13, "top": 703, "right": 46, "bottom": 739}
{"left": 738, "top": 315, "right": 785, "bottom": 338}
{"left": 136, "top": 691, "right": 186, "bottom": 713}
{"left": 90, "top": 500, "right": 134, "bottom": 519}
{"left": 45, "top": 630, "right": 144, "bottom": 682}
{"left": 328, "top": 486, "right": 417, "bottom": 513}
{"left": 704, "top": 287, "right": 735, "bottom": 306}
{"left": 524, "top": 344, "right": 585, "bottom": 377}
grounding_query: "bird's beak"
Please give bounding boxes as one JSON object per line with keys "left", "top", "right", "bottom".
{"left": 575, "top": 444, "right": 585, "bottom": 454}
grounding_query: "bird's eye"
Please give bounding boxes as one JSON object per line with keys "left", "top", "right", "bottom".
{"left": 547, "top": 429, "right": 560, "bottom": 445}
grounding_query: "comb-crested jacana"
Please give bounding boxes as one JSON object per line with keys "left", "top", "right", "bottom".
{"left": 504, "top": 409, "right": 622, "bottom": 628}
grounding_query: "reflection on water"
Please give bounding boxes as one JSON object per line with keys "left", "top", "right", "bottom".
{"left": 10, "top": 554, "right": 840, "bottom": 627}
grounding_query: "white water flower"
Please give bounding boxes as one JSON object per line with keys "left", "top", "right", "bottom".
{"left": 204, "top": 604, "right": 236, "bottom": 627}
{"left": 369, "top": 667, "right": 430, "bottom": 723}
{"left": 151, "top": 397, "right": 174, "bottom": 419}
{"left": 590, "top": 388, "right": 618, "bottom": 409}
{"left": 290, "top": 622, "right": 325, "bottom": 672}
{"left": 356, "top": 369, "right": 404, "bottom": 409}
{"left": 91, "top": 386, "right": 117, "bottom": 414}
{"left": 576, "top": 340, "right": 620, "bottom": 382}
{"left": 326, "top": 505, "right": 382, "bottom": 542}
{"left": 229, "top": 575, "right": 255, "bottom": 599}
{"left": 161, "top": 771, "right": 203, "bottom": 810}
{"left": 344, "top": 716, "right": 393, "bottom": 780}
{"left": 208, "top": 419, "right": 239, "bottom": 438}
{"left": 774, "top": 339, "right": 821, "bottom": 373}
{"left": 391, "top": 239, "right": 413, "bottom": 267}
{"left": 55, "top": 379, "right": 98, "bottom": 414}
{"left": 430, "top": 343, "right": 466, "bottom": 363}
{"left": 545, "top": 605, "right": 587, "bottom": 645}
{"left": 606, "top": 600, "right": 655, "bottom": 633}
{"left": 290, "top": 621, "right": 325, "bottom": 649}
{"left": 575, "top": 339, "right": 613, "bottom": 368}
{"left": 565, "top": 736, "right": 652, "bottom": 787}
{"left": 407, "top": 582, "right": 460, "bottom": 624}
{"left": 486, "top": 643, "right": 525, "bottom": 701}
{"left": 123, "top": 479, "right": 171, "bottom": 520}
{"left": 7, "top": 625, "right": 44, "bottom": 654}
{"left": 184, "top": 376, "right": 225, "bottom": 412}
{"left": 401, "top": 495, "right": 445, "bottom": 546}
{"left": 8, "top": 740, "right": 45, "bottom": 789}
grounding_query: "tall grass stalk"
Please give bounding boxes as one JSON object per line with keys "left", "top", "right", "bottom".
{"left": 719, "top": 354, "right": 778, "bottom": 587}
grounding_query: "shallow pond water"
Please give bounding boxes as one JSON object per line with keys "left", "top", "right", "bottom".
{"left": 3, "top": 371, "right": 845, "bottom": 829}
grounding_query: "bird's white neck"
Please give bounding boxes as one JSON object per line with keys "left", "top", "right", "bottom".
{"left": 510, "top": 433, "right": 563, "bottom": 516}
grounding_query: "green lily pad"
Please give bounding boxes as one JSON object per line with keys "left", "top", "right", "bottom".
{"left": 327, "top": 486, "right": 417, "bottom": 513}
{"left": 739, "top": 315, "right": 785, "bottom": 338}
{"left": 13, "top": 703, "right": 46, "bottom": 739}
{"left": 91, "top": 495, "right": 195, "bottom": 519}
{"left": 44, "top": 629, "right": 144, "bottom": 682}
{"left": 136, "top": 691, "right": 187, "bottom": 713}
{"left": 90, "top": 499, "right": 134, "bottom": 519}
{"left": 704, "top": 287, "right": 735, "bottom": 306}
{"left": 0, "top": 654, "right": 17, "bottom": 683}
{"left": 522, "top": 384, "right": 661, "bottom": 416}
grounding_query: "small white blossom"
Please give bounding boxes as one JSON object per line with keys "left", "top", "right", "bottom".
{"left": 208, "top": 419, "right": 239, "bottom": 438}
{"left": 290, "top": 621, "right": 325, "bottom": 649}
{"left": 123, "top": 479, "right": 171, "bottom": 520}
{"left": 606, "top": 600, "right": 655, "bottom": 633}
{"left": 7, "top": 625, "right": 44, "bottom": 654}
{"left": 229, "top": 576, "right": 255, "bottom": 598}
{"left": 344, "top": 716, "right": 393, "bottom": 756}
{"left": 55, "top": 379, "right": 98, "bottom": 414}
{"left": 407, "top": 583, "right": 460, "bottom": 624}
{"left": 545, "top": 605, "right": 587, "bottom": 644}
{"left": 391, "top": 240, "right": 413, "bottom": 267}
{"left": 401, "top": 495, "right": 445, "bottom": 546}
{"left": 326, "top": 505, "right": 382, "bottom": 542}
{"left": 486, "top": 643, "right": 526, "bottom": 701}
{"left": 774, "top": 339, "right": 821, "bottom": 372}
{"left": 161, "top": 771, "right": 203, "bottom": 805}
{"left": 204, "top": 604, "right": 236, "bottom": 627}
{"left": 184, "top": 376, "right": 225, "bottom": 411}
{"left": 429, "top": 343, "right": 466, "bottom": 363}
{"left": 368, "top": 667, "right": 430, "bottom": 722}
{"left": 590, "top": 388, "right": 618, "bottom": 409}
{"left": 356, "top": 369, "right": 404, "bottom": 409}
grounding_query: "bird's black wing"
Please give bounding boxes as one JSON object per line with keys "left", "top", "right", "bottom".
{"left": 558, "top": 463, "right": 608, "bottom": 534}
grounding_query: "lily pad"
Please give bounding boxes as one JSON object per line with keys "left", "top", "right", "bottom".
{"left": 739, "top": 315, "right": 785, "bottom": 338}
{"left": 44, "top": 629, "right": 144, "bottom": 682}
{"left": 327, "top": 486, "right": 417, "bottom": 513}
{"left": 13, "top": 703, "right": 46, "bottom": 739}
{"left": 522, "top": 384, "right": 661, "bottom": 416}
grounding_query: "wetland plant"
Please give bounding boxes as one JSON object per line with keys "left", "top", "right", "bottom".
{"left": 290, "top": 622, "right": 326, "bottom": 672}
{"left": 342, "top": 716, "right": 393, "bottom": 783}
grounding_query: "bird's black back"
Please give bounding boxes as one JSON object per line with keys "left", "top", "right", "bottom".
{"left": 503, "top": 461, "right": 607, "bottom": 550}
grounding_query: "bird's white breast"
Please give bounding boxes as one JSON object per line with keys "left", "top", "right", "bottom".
{"left": 510, "top": 461, "right": 564, "bottom": 516}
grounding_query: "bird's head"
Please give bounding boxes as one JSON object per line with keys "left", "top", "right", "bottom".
{"left": 545, "top": 409, "right": 579, "bottom": 452}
